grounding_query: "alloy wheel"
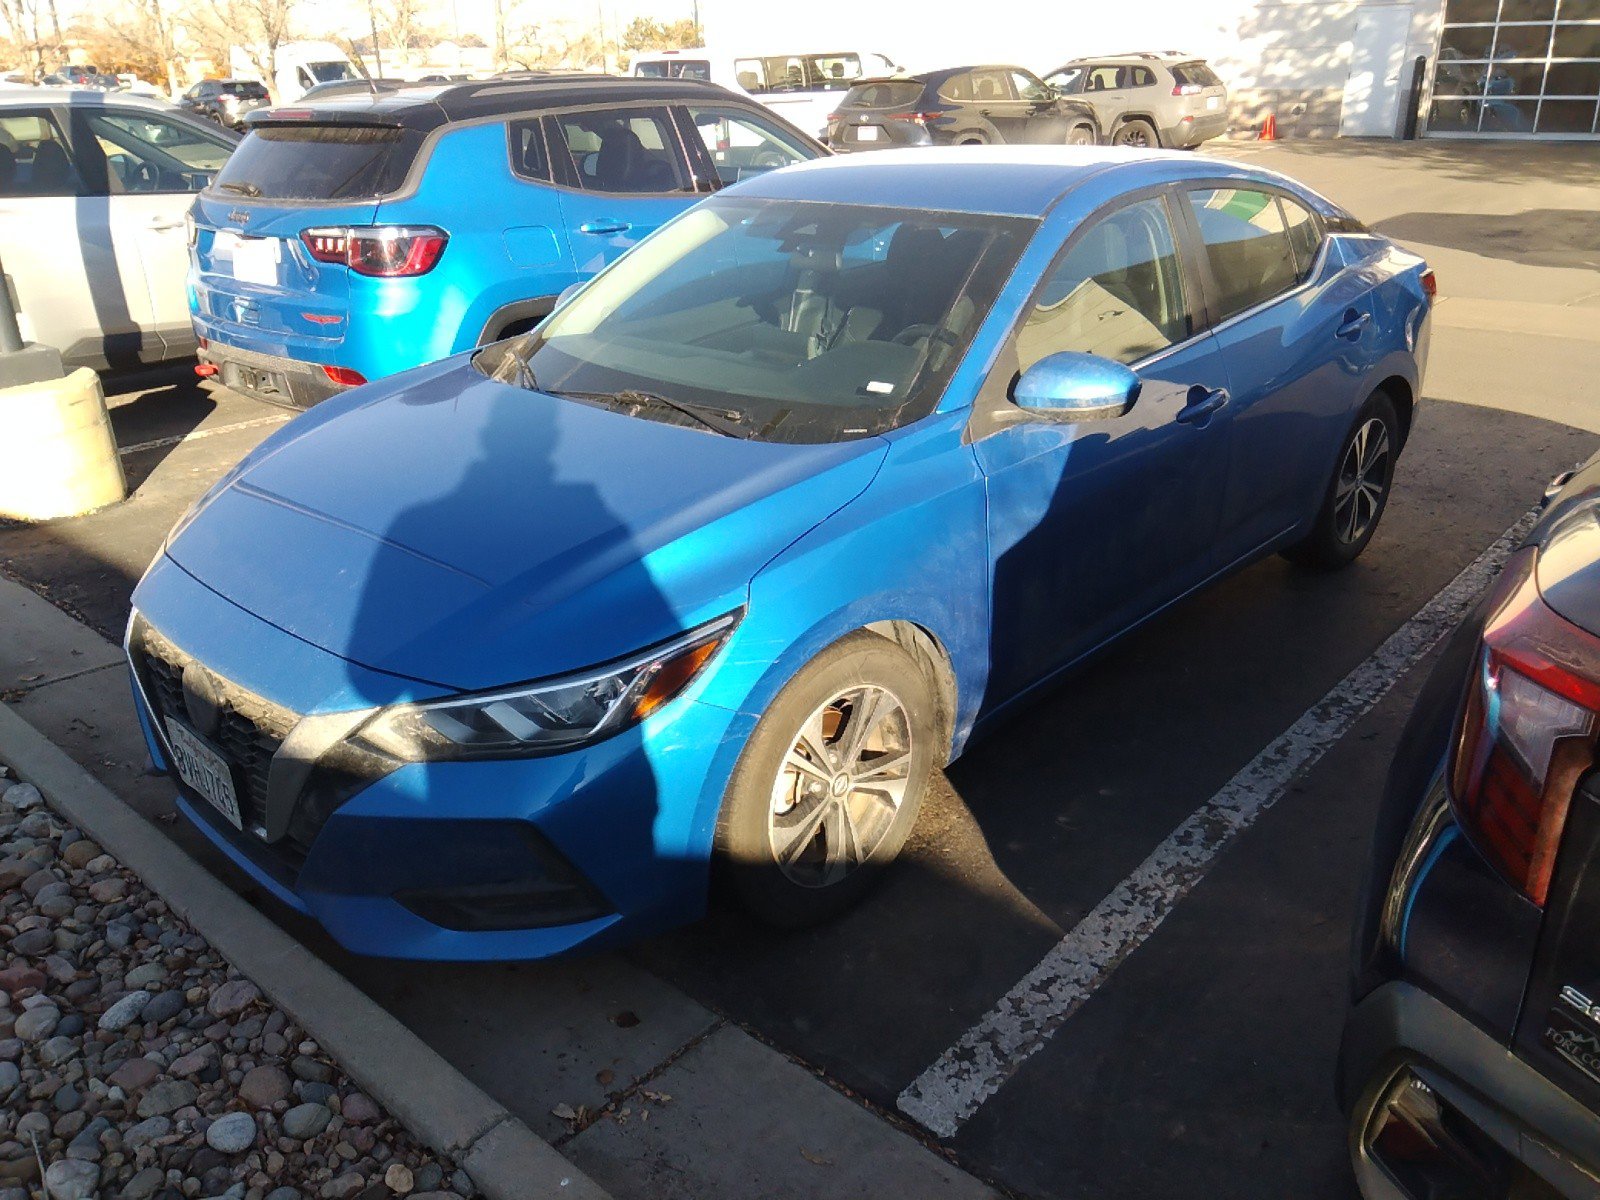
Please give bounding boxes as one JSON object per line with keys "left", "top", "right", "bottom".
{"left": 1117, "top": 128, "right": 1151, "bottom": 147}
{"left": 768, "top": 685, "right": 914, "bottom": 888}
{"left": 1334, "top": 417, "right": 1391, "bottom": 544}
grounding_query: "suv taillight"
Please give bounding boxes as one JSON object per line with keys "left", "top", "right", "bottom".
{"left": 1449, "top": 546, "right": 1600, "bottom": 906}
{"left": 888, "top": 111, "right": 946, "bottom": 126}
{"left": 300, "top": 226, "right": 448, "bottom": 277}
{"left": 1172, "top": 84, "right": 1204, "bottom": 96}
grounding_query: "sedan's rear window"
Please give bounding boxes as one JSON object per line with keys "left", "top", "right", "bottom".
{"left": 1171, "top": 63, "right": 1222, "bottom": 89}
{"left": 210, "top": 124, "right": 425, "bottom": 200}
{"left": 840, "top": 81, "right": 923, "bottom": 109}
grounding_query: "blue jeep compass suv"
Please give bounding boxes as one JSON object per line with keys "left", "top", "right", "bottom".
{"left": 189, "top": 75, "right": 825, "bottom": 406}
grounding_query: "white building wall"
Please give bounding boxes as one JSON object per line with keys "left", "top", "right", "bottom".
{"left": 700, "top": 0, "right": 1447, "bottom": 137}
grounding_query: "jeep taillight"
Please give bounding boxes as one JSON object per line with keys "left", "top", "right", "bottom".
{"left": 300, "top": 226, "right": 448, "bottom": 277}
{"left": 1449, "top": 546, "right": 1600, "bottom": 906}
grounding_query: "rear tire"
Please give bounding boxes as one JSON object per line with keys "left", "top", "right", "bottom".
{"left": 714, "top": 632, "right": 936, "bottom": 928}
{"left": 1281, "top": 393, "right": 1400, "bottom": 570}
{"left": 1066, "top": 124, "right": 1096, "bottom": 146}
{"left": 1112, "top": 118, "right": 1159, "bottom": 148}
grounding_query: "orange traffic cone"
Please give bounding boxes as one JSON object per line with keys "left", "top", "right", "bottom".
{"left": 1260, "top": 113, "right": 1277, "bottom": 141}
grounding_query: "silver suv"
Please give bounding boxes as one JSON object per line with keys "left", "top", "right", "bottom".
{"left": 1043, "top": 53, "right": 1228, "bottom": 149}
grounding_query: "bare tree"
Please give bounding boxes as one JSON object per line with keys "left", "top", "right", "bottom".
{"left": 73, "top": 0, "right": 180, "bottom": 92}
{"left": 182, "top": 0, "right": 295, "bottom": 97}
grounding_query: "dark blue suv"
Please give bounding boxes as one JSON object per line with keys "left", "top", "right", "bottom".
{"left": 189, "top": 76, "right": 825, "bottom": 406}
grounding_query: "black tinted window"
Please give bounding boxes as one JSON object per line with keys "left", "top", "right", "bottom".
{"left": 1185, "top": 187, "right": 1299, "bottom": 320}
{"left": 1128, "top": 66, "right": 1156, "bottom": 88}
{"left": 211, "top": 124, "right": 425, "bottom": 200}
{"left": 221, "top": 82, "right": 267, "bottom": 97}
{"left": 1171, "top": 63, "right": 1222, "bottom": 88}
{"left": 842, "top": 81, "right": 923, "bottom": 108}
{"left": 547, "top": 107, "right": 688, "bottom": 194}
{"left": 507, "top": 119, "right": 549, "bottom": 181}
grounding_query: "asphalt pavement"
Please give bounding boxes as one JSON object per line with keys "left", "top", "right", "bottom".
{"left": 2, "top": 139, "right": 1597, "bottom": 1199}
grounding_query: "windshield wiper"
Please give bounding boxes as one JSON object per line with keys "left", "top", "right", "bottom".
{"left": 556, "top": 389, "right": 753, "bottom": 439}
{"left": 215, "top": 180, "right": 261, "bottom": 196}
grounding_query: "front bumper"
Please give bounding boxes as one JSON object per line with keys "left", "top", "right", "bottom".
{"left": 127, "top": 556, "right": 757, "bottom": 960}
{"left": 1339, "top": 982, "right": 1600, "bottom": 1198}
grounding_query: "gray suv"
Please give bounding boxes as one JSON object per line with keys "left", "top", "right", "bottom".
{"left": 1044, "top": 53, "right": 1228, "bottom": 149}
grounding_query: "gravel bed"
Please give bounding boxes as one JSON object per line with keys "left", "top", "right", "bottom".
{"left": 0, "top": 766, "right": 474, "bottom": 1200}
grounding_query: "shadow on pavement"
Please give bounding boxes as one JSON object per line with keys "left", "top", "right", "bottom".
{"left": 1373, "top": 208, "right": 1600, "bottom": 270}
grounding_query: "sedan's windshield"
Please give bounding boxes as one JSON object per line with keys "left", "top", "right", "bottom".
{"left": 475, "top": 197, "right": 1033, "bottom": 443}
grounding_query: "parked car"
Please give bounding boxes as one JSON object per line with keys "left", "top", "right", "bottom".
{"left": 178, "top": 79, "right": 271, "bottom": 129}
{"left": 0, "top": 88, "right": 238, "bottom": 369}
{"left": 188, "top": 75, "right": 826, "bottom": 407}
{"left": 1043, "top": 53, "right": 1228, "bottom": 148}
{"left": 825, "top": 66, "right": 1099, "bottom": 151}
{"left": 128, "top": 146, "right": 1432, "bottom": 959}
{"left": 632, "top": 47, "right": 904, "bottom": 140}
{"left": 1341, "top": 453, "right": 1600, "bottom": 1199}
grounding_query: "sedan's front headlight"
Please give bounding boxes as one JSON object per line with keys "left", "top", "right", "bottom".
{"left": 350, "top": 611, "right": 741, "bottom": 763}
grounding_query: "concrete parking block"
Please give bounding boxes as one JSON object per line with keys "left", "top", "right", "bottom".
{"left": 565, "top": 1024, "right": 1000, "bottom": 1200}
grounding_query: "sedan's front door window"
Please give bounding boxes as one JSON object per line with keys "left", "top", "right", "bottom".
{"left": 1010, "top": 70, "right": 1053, "bottom": 102}
{"left": 1017, "top": 196, "right": 1191, "bottom": 369}
{"left": 682, "top": 105, "right": 812, "bottom": 186}
{"left": 1185, "top": 187, "right": 1300, "bottom": 320}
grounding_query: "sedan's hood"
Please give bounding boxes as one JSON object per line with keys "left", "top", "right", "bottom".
{"left": 166, "top": 360, "right": 887, "bottom": 690}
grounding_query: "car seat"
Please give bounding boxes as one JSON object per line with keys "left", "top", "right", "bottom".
{"left": 595, "top": 125, "right": 675, "bottom": 192}
{"left": 29, "top": 140, "right": 74, "bottom": 193}
{"left": 0, "top": 145, "right": 15, "bottom": 195}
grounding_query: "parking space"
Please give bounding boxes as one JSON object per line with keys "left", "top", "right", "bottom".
{"left": 2, "top": 141, "right": 1598, "bottom": 1199}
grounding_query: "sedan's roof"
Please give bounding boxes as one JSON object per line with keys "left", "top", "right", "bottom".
{"left": 727, "top": 145, "right": 1246, "bottom": 219}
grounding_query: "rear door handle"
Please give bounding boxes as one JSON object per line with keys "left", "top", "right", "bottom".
{"left": 578, "top": 219, "right": 631, "bottom": 235}
{"left": 1176, "top": 386, "right": 1228, "bottom": 424}
{"left": 1336, "top": 310, "right": 1371, "bottom": 340}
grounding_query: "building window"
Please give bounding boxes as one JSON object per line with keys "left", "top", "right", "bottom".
{"left": 1430, "top": 0, "right": 1600, "bottom": 136}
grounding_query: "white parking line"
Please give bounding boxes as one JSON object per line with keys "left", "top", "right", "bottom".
{"left": 897, "top": 509, "right": 1541, "bottom": 1138}
{"left": 119, "top": 415, "right": 290, "bottom": 458}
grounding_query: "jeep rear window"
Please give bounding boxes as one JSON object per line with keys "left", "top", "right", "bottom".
{"left": 840, "top": 81, "right": 923, "bottom": 108}
{"left": 210, "top": 124, "right": 425, "bottom": 200}
{"left": 1171, "top": 63, "right": 1222, "bottom": 88}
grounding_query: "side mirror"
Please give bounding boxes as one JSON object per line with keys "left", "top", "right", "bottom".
{"left": 1013, "top": 351, "right": 1141, "bottom": 419}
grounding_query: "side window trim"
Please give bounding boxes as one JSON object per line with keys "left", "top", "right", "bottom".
{"left": 1177, "top": 179, "right": 1333, "bottom": 336}
{"left": 505, "top": 115, "right": 552, "bottom": 184}
{"left": 668, "top": 104, "right": 720, "bottom": 193}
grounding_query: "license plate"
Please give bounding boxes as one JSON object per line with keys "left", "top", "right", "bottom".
{"left": 1206, "top": 96, "right": 1221, "bottom": 110}
{"left": 231, "top": 237, "right": 280, "bottom": 286}
{"left": 856, "top": 125, "right": 881, "bottom": 141}
{"left": 166, "top": 719, "right": 243, "bottom": 830}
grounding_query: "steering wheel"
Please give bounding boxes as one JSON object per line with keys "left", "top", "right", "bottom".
{"left": 892, "top": 323, "right": 959, "bottom": 348}
{"left": 752, "top": 149, "right": 788, "bottom": 169}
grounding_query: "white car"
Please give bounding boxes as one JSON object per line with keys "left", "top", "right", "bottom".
{"left": 0, "top": 87, "right": 236, "bottom": 369}
{"left": 631, "top": 47, "right": 903, "bottom": 139}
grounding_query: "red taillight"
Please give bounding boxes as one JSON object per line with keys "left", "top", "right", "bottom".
{"left": 1449, "top": 547, "right": 1600, "bottom": 906}
{"left": 1172, "top": 84, "right": 1203, "bottom": 96}
{"left": 888, "top": 111, "right": 944, "bottom": 125}
{"left": 300, "top": 226, "right": 448, "bottom": 277}
{"left": 826, "top": 112, "right": 840, "bottom": 122}
{"left": 1420, "top": 269, "right": 1438, "bottom": 300}
{"left": 321, "top": 365, "right": 366, "bottom": 387}
{"left": 194, "top": 362, "right": 218, "bottom": 377}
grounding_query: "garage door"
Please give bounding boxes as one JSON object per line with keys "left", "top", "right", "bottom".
{"left": 1428, "top": 0, "right": 1600, "bottom": 137}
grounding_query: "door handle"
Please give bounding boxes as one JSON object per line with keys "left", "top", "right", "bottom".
{"left": 578, "top": 219, "right": 631, "bottom": 235}
{"left": 1336, "top": 310, "right": 1371, "bottom": 340}
{"left": 1176, "top": 386, "right": 1228, "bottom": 424}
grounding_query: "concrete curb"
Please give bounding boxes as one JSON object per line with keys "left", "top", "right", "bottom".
{"left": 0, "top": 700, "right": 611, "bottom": 1200}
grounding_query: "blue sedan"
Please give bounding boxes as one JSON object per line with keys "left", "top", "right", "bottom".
{"left": 126, "top": 147, "right": 1433, "bottom": 959}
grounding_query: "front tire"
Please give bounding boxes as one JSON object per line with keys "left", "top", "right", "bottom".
{"left": 1066, "top": 123, "right": 1096, "bottom": 146}
{"left": 714, "top": 632, "right": 936, "bottom": 928}
{"left": 1282, "top": 393, "right": 1400, "bottom": 570}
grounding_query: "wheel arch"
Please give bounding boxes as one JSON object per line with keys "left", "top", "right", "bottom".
{"left": 1375, "top": 375, "right": 1415, "bottom": 449}
{"left": 1113, "top": 112, "right": 1162, "bottom": 144}
{"left": 477, "top": 295, "right": 559, "bottom": 346}
{"left": 864, "top": 619, "right": 958, "bottom": 767}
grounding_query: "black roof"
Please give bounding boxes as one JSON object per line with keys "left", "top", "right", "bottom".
{"left": 248, "top": 73, "right": 740, "bottom": 133}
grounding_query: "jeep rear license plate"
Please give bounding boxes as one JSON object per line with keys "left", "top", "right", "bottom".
{"left": 231, "top": 236, "right": 280, "bottom": 286}
{"left": 166, "top": 719, "right": 243, "bottom": 830}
